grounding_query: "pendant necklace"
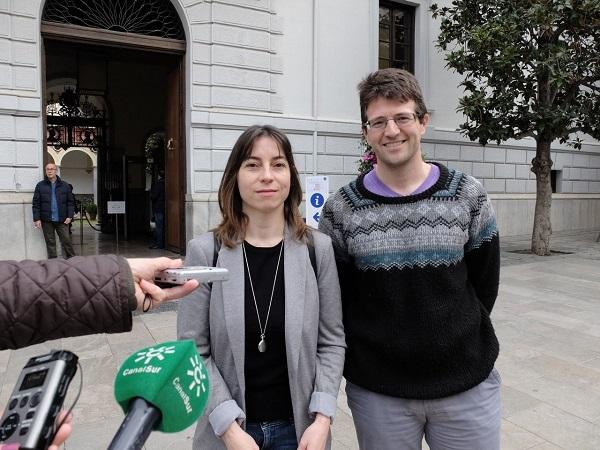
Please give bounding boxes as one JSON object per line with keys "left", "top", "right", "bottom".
{"left": 242, "top": 239, "right": 284, "bottom": 353}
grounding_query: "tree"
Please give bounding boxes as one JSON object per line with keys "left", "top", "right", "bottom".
{"left": 431, "top": 0, "right": 600, "bottom": 255}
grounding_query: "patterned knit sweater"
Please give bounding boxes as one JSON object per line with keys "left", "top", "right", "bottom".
{"left": 319, "top": 163, "right": 500, "bottom": 399}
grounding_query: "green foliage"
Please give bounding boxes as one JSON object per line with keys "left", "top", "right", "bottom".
{"left": 85, "top": 203, "right": 97, "bottom": 215}
{"left": 357, "top": 137, "right": 376, "bottom": 174}
{"left": 431, "top": 0, "right": 600, "bottom": 149}
{"left": 356, "top": 138, "right": 428, "bottom": 174}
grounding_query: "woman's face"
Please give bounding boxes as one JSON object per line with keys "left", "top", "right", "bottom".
{"left": 237, "top": 136, "right": 291, "bottom": 218}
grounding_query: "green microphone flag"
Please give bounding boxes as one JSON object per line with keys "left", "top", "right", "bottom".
{"left": 114, "top": 339, "right": 209, "bottom": 432}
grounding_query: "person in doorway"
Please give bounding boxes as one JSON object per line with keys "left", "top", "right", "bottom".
{"left": 150, "top": 168, "right": 166, "bottom": 249}
{"left": 32, "top": 163, "right": 76, "bottom": 259}
{"left": 318, "top": 68, "right": 501, "bottom": 450}
{"left": 67, "top": 183, "right": 78, "bottom": 235}
{"left": 178, "top": 125, "right": 345, "bottom": 450}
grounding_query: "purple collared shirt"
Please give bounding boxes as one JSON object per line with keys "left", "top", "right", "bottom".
{"left": 363, "top": 163, "right": 440, "bottom": 197}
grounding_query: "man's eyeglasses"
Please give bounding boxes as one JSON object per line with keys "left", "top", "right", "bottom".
{"left": 364, "top": 113, "right": 421, "bottom": 131}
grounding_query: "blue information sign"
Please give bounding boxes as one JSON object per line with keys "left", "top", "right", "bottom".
{"left": 310, "top": 193, "right": 325, "bottom": 208}
{"left": 305, "top": 176, "right": 329, "bottom": 228}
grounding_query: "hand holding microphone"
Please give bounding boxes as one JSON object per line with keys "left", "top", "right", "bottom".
{"left": 108, "top": 339, "right": 210, "bottom": 450}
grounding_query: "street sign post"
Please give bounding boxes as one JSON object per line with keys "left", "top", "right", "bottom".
{"left": 107, "top": 201, "right": 126, "bottom": 214}
{"left": 107, "top": 201, "right": 126, "bottom": 253}
{"left": 305, "top": 176, "right": 329, "bottom": 228}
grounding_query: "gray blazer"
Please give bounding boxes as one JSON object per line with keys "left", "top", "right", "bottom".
{"left": 177, "top": 228, "right": 345, "bottom": 449}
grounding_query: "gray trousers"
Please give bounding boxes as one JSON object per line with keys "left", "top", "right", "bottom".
{"left": 346, "top": 368, "right": 502, "bottom": 450}
{"left": 42, "top": 221, "right": 75, "bottom": 259}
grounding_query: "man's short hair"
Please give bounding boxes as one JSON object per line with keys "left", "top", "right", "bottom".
{"left": 358, "top": 68, "right": 428, "bottom": 126}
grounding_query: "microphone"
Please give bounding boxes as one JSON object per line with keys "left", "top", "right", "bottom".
{"left": 107, "top": 339, "right": 210, "bottom": 450}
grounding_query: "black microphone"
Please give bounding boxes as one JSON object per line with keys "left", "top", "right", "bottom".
{"left": 107, "top": 340, "right": 209, "bottom": 450}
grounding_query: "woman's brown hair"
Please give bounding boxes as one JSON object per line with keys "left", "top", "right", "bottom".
{"left": 214, "top": 125, "right": 308, "bottom": 248}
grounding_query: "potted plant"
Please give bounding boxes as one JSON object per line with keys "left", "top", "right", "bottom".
{"left": 86, "top": 203, "right": 98, "bottom": 221}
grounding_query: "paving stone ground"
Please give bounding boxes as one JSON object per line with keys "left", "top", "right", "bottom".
{"left": 1, "top": 228, "right": 599, "bottom": 449}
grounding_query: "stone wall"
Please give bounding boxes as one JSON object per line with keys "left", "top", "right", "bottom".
{"left": 0, "top": 0, "right": 598, "bottom": 259}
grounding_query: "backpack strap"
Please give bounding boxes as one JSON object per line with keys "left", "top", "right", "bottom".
{"left": 307, "top": 230, "right": 317, "bottom": 279}
{"left": 213, "top": 232, "right": 221, "bottom": 267}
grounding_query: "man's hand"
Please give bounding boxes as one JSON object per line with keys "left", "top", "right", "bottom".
{"left": 0, "top": 411, "right": 72, "bottom": 450}
{"left": 64, "top": 218, "right": 72, "bottom": 225}
{"left": 298, "top": 413, "right": 330, "bottom": 450}
{"left": 221, "top": 421, "right": 259, "bottom": 450}
{"left": 33, "top": 220, "right": 41, "bottom": 229}
{"left": 127, "top": 257, "right": 199, "bottom": 311}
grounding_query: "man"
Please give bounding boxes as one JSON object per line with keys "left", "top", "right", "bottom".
{"left": 67, "top": 183, "right": 77, "bottom": 235}
{"left": 319, "top": 68, "right": 501, "bottom": 450}
{"left": 32, "top": 163, "right": 75, "bottom": 258}
{"left": 150, "top": 169, "right": 165, "bottom": 249}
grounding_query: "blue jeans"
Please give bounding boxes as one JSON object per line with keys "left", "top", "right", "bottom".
{"left": 245, "top": 419, "right": 297, "bottom": 450}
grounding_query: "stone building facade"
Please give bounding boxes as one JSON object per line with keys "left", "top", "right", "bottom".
{"left": 1, "top": 0, "right": 598, "bottom": 259}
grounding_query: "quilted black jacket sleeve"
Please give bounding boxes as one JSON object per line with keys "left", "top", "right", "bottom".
{"left": 0, "top": 255, "right": 135, "bottom": 350}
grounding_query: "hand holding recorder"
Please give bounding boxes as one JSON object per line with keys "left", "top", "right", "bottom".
{"left": 153, "top": 266, "right": 229, "bottom": 287}
{"left": 127, "top": 258, "right": 203, "bottom": 311}
{"left": 0, "top": 413, "right": 71, "bottom": 450}
{"left": 0, "top": 351, "right": 77, "bottom": 450}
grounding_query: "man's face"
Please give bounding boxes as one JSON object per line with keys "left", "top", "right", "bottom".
{"left": 363, "top": 98, "right": 429, "bottom": 172}
{"left": 45, "top": 164, "right": 57, "bottom": 181}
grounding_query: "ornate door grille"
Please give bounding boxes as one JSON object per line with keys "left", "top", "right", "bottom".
{"left": 42, "top": 0, "right": 185, "bottom": 40}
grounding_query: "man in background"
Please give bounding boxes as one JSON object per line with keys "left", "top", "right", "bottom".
{"left": 32, "top": 163, "right": 75, "bottom": 258}
{"left": 150, "top": 168, "right": 165, "bottom": 249}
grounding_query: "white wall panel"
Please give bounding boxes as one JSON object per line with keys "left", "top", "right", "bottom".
{"left": 274, "top": 0, "right": 313, "bottom": 117}
{"left": 316, "top": 0, "right": 370, "bottom": 121}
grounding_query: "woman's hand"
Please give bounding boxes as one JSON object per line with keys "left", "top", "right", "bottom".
{"left": 221, "top": 421, "right": 259, "bottom": 450}
{"left": 297, "top": 413, "right": 330, "bottom": 450}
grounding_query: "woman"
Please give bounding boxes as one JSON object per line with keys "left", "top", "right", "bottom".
{"left": 178, "top": 125, "right": 345, "bottom": 450}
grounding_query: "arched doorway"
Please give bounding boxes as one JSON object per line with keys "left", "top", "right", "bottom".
{"left": 55, "top": 148, "right": 97, "bottom": 207}
{"left": 40, "top": 0, "right": 187, "bottom": 253}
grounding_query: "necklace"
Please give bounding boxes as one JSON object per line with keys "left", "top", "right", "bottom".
{"left": 242, "top": 240, "right": 284, "bottom": 353}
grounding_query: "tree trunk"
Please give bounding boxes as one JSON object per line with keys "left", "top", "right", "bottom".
{"left": 530, "top": 139, "right": 553, "bottom": 255}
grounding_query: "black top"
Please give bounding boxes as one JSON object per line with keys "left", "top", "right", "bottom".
{"left": 243, "top": 240, "right": 293, "bottom": 421}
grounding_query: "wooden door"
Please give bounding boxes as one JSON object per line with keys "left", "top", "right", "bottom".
{"left": 165, "top": 60, "right": 184, "bottom": 252}
{"left": 41, "top": 38, "right": 47, "bottom": 166}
